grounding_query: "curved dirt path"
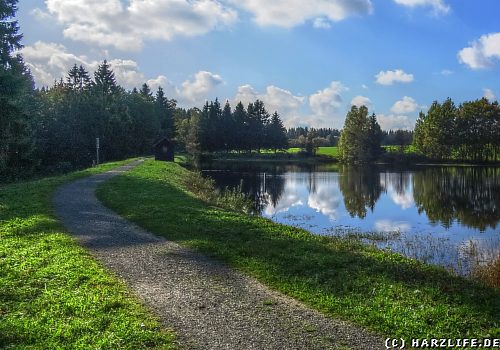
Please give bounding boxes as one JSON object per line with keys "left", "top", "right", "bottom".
{"left": 53, "top": 160, "right": 385, "bottom": 350}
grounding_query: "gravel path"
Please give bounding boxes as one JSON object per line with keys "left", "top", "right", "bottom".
{"left": 53, "top": 160, "right": 385, "bottom": 350}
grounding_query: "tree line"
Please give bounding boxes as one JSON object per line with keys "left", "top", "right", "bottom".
{"left": 413, "top": 98, "right": 500, "bottom": 162}
{"left": 0, "top": 0, "right": 290, "bottom": 179}
{"left": 175, "top": 99, "right": 288, "bottom": 156}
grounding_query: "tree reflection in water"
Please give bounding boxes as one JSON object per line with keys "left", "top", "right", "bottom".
{"left": 412, "top": 167, "right": 500, "bottom": 231}
{"left": 338, "top": 165, "right": 382, "bottom": 219}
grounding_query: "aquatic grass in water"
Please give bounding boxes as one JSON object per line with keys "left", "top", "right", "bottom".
{"left": 184, "top": 171, "right": 255, "bottom": 214}
{"left": 326, "top": 226, "right": 500, "bottom": 287}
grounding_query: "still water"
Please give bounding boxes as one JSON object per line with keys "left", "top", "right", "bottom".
{"left": 201, "top": 162, "right": 500, "bottom": 274}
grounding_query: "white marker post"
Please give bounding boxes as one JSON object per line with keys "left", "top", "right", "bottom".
{"left": 96, "top": 137, "right": 100, "bottom": 165}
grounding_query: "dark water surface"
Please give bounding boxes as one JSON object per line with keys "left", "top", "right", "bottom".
{"left": 200, "top": 162, "right": 500, "bottom": 273}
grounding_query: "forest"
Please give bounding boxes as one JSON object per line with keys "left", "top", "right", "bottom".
{"left": 2, "top": 0, "right": 500, "bottom": 182}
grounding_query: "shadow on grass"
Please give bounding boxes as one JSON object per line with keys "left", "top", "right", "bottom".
{"left": 97, "top": 167, "right": 500, "bottom": 338}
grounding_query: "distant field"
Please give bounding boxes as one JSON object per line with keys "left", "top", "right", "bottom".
{"left": 287, "top": 147, "right": 339, "bottom": 157}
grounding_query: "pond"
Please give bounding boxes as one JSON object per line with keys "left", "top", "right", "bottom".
{"left": 200, "top": 161, "right": 500, "bottom": 275}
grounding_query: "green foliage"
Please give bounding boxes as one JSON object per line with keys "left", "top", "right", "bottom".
{"left": 338, "top": 106, "right": 383, "bottom": 163}
{"left": 0, "top": 160, "right": 176, "bottom": 349}
{"left": 413, "top": 98, "right": 500, "bottom": 162}
{"left": 97, "top": 160, "right": 500, "bottom": 340}
{"left": 176, "top": 99, "right": 288, "bottom": 155}
{"left": 0, "top": 0, "right": 36, "bottom": 179}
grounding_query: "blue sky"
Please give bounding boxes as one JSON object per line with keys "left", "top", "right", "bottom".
{"left": 16, "top": 0, "right": 500, "bottom": 129}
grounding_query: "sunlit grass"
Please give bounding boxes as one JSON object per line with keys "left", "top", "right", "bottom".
{"left": 97, "top": 159, "right": 500, "bottom": 340}
{"left": 0, "top": 160, "right": 176, "bottom": 349}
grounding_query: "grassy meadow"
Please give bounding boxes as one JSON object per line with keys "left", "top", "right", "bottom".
{"left": 0, "top": 160, "right": 176, "bottom": 349}
{"left": 97, "top": 159, "right": 500, "bottom": 340}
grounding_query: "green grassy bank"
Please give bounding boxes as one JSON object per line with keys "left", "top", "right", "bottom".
{"left": 0, "top": 160, "right": 175, "bottom": 349}
{"left": 97, "top": 159, "right": 500, "bottom": 340}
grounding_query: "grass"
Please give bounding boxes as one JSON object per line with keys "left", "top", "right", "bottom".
{"left": 0, "top": 160, "right": 176, "bottom": 349}
{"left": 287, "top": 147, "right": 339, "bottom": 157}
{"left": 97, "top": 159, "right": 500, "bottom": 340}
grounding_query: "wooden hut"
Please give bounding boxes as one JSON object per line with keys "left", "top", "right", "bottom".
{"left": 153, "top": 138, "right": 174, "bottom": 161}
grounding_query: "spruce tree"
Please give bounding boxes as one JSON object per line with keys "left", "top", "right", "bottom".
{"left": 0, "top": 0, "right": 35, "bottom": 176}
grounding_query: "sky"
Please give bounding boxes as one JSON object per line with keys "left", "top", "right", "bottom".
{"left": 16, "top": 0, "right": 500, "bottom": 130}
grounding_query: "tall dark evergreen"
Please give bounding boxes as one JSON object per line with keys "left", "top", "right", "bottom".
{"left": 267, "top": 112, "right": 288, "bottom": 152}
{"left": 0, "top": 0, "right": 35, "bottom": 177}
{"left": 154, "top": 86, "right": 175, "bottom": 138}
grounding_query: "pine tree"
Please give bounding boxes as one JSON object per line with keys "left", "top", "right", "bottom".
{"left": 140, "top": 83, "right": 153, "bottom": 101}
{"left": 232, "top": 101, "right": 248, "bottom": 152}
{"left": 266, "top": 112, "right": 288, "bottom": 152}
{"left": 0, "top": 0, "right": 35, "bottom": 176}
{"left": 93, "top": 60, "right": 117, "bottom": 96}
{"left": 0, "top": 0, "right": 22, "bottom": 67}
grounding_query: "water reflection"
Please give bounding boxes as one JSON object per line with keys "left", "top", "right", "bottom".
{"left": 413, "top": 167, "right": 500, "bottom": 231}
{"left": 338, "top": 165, "right": 382, "bottom": 219}
{"left": 201, "top": 162, "right": 500, "bottom": 272}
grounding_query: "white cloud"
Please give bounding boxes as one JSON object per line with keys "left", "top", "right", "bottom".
{"left": 30, "top": 8, "right": 52, "bottom": 20}
{"left": 180, "top": 71, "right": 224, "bottom": 104}
{"left": 308, "top": 81, "right": 348, "bottom": 128}
{"left": 21, "top": 41, "right": 93, "bottom": 86}
{"left": 233, "top": 84, "right": 305, "bottom": 126}
{"left": 390, "top": 96, "right": 418, "bottom": 114}
{"left": 484, "top": 88, "right": 496, "bottom": 101}
{"left": 393, "top": 0, "right": 450, "bottom": 14}
{"left": 45, "top": 0, "right": 237, "bottom": 51}
{"left": 21, "top": 42, "right": 153, "bottom": 89}
{"left": 313, "top": 17, "right": 332, "bottom": 29}
{"left": 21, "top": 41, "right": 222, "bottom": 105}
{"left": 361, "top": 84, "right": 368, "bottom": 89}
{"left": 351, "top": 95, "right": 372, "bottom": 108}
{"left": 440, "top": 69, "right": 453, "bottom": 76}
{"left": 377, "top": 114, "right": 414, "bottom": 130}
{"left": 309, "top": 81, "right": 347, "bottom": 117}
{"left": 375, "top": 69, "right": 414, "bottom": 85}
{"left": 230, "top": 0, "right": 372, "bottom": 28}
{"left": 458, "top": 33, "right": 500, "bottom": 69}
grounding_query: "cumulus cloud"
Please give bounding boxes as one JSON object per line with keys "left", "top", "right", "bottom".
{"left": 351, "top": 95, "right": 372, "bottom": 108}
{"left": 458, "top": 33, "right": 500, "bottom": 69}
{"left": 484, "top": 88, "right": 496, "bottom": 101}
{"left": 309, "top": 81, "right": 347, "bottom": 117}
{"left": 21, "top": 41, "right": 94, "bottom": 86}
{"left": 233, "top": 84, "right": 305, "bottom": 126}
{"left": 375, "top": 69, "right": 414, "bottom": 85}
{"left": 21, "top": 42, "right": 155, "bottom": 89}
{"left": 377, "top": 114, "right": 414, "bottom": 130}
{"left": 393, "top": 0, "right": 450, "bottom": 14}
{"left": 21, "top": 41, "right": 222, "bottom": 105}
{"left": 30, "top": 8, "right": 52, "bottom": 20}
{"left": 45, "top": 0, "right": 237, "bottom": 51}
{"left": 180, "top": 71, "right": 224, "bottom": 104}
{"left": 230, "top": 0, "right": 372, "bottom": 28}
{"left": 390, "top": 96, "right": 418, "bottom": 114}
